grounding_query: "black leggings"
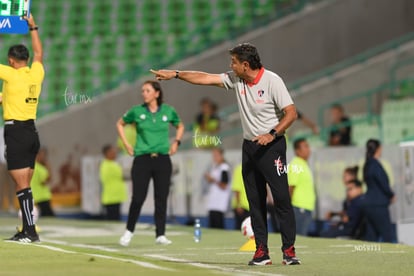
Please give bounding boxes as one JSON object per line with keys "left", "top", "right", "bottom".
{"left": 126, "top": 155, "right": 172, "bottom": 237}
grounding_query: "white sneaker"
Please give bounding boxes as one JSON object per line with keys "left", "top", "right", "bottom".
{"left": 155, "top": 235, "right": 172, "bottom": 245}
{"left": 119, "top": 230, "right": 133, "bottom": 247}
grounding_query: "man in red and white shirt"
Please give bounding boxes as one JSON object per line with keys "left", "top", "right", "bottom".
{"left": 151, "top": 43, "right": 300, "bottom": 266}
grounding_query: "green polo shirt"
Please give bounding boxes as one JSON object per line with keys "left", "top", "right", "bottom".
{"left": 122, "top": 104, "right": 181, "bottom": 156}
{"left": 288, "top": 156, "right": 315, "bottom": 211}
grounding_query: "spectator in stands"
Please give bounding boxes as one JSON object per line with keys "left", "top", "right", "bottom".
{"left": 362, "top": 139, "right": 395, "bottom": 242}
{"left": 297, "top": 111, "right": 319, "bottom": 134}
{"left": 288, "top": 138, "right": 316, "bottom": 236}
{"left": 321, "top": 179, "right": 365, "bottom": 238}
{"left": 193, "top": 98, "right": 221, "bottom": 148}
{"left": 231, "top": 163, "right": 249, "bottom": 230}
{"left": 31, "top": 148, "right": 55, "bottom": 217}
{"left": 328, "top": 104, "right": 351, "bottom": 146}
{"left": 99, "top": 144, "right": 127, "bottom": 221}
{"left": 205, "top": 148, "right": 231, "bottom": 229}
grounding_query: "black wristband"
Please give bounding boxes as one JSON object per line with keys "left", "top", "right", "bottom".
{"left": 175, "top": 70, "right": 179, "bottom": 79}
{"left": 29, "top": 26, "right": 39, "bottom": 31}
{"left": 269, "top": 129, "right": 277, "bottom": 139}
{"left": 175, "top": 139, "right": 181, "bottom": 146}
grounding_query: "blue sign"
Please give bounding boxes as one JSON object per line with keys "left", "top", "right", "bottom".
{"left": 0, "top": 0, "right": 31, "bottom": 34}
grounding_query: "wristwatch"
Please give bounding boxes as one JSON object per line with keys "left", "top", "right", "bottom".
{"left": 269, "top": 129, "right": 277, "bottom": 139}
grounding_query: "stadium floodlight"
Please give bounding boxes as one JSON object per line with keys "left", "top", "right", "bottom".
{"left": 0, "top": 0, "right": 31, "bottom": 34}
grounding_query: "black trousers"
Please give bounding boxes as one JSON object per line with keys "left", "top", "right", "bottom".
{"left": 242, "top": 137, "right": 296, "bottom": 251}
{"left": 104, "top": 203, "right": 121, "bottom": 221}
{"left": 364, "top": 205, "right": 393, "bottom": 242}
{"left": 209, "top": 210, "right": 225, "bottom": 229}
{"left": 126, "top": 154, "right": 172, "bottom": 237}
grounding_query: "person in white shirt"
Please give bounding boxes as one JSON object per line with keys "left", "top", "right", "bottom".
{"left": 204, "top": 148, "right": 231, "bottom": 229}
{"left": 151, "top": 43, "right": 300, "bottom": 266}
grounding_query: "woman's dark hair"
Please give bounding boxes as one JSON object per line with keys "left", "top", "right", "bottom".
{"left": 229, "top": 43, "right": 263, "bottom": 70}
{"left": 344, "top": 165, "right": 359, "bottom": 179}
{"left": 143, "top": 80, "right": 163, "bottom": 106}
{"left": 363, "top": 139, "right": 381, "bottom": 181}
{"left": 346, "top": 179, "right": 363, "bottom": 188}
{"left": 8, "top": 44, "right": 29, "bottom": 61}
{"left": 365, "top": 139, "right": 381, "bottom": 160}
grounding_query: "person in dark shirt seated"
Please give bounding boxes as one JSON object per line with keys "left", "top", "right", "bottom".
{"left": 321, "top": 179, "right": 364, "bottom": 239}
{"left": 328, "top": 104, "right": 351, "bottom": 146}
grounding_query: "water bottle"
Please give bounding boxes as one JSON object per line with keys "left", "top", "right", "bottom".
{"left": 194, "top": 218, "right": 201, "bottom": 243}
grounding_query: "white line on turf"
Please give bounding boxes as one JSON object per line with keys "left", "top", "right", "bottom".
{"left": 42, "top": 238, "right": 119, "bottom": 252}
{"left": 328, "top": 244, "right": 357, "bottom": 248}
{"left": 145, "top": 254, "right": 285, "bottom": 276}
{"left": 30, "top": 243, "right": 174, "bottom": 271}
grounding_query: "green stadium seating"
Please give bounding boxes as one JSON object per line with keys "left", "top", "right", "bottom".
{"left": 382, "top": 99, "right": 414, "bottom": 144}
{"left": 0, "top": 0, "right": 306, "bottom": 119}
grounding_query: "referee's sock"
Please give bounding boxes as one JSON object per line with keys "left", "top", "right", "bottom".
{"left": 16, "top": 188, "right": 37, "bottom": 236}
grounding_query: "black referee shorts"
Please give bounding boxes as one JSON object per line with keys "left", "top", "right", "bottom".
{"left": 4, "top": 119, "right": 40, "bottom": 170}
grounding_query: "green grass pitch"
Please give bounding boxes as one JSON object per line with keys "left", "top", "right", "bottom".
{"left": 0, "top": 217, "right": 412, "bottom": 276}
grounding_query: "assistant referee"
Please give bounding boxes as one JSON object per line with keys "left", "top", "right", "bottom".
{"left": 118, "top": 80, "right": 184, "bottom": 247}
{"left": 0, "top": 15, "right": 44, "bottom": 243}
{"left": 151, "top": 43, "right": 300, "bottom": 266}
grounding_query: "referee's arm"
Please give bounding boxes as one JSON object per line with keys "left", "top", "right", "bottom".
{"left": 150, "top": 69, "right": 224, "bottom": 88}
{"left": 25, "top": 15, "right": 43, "bottom": 64}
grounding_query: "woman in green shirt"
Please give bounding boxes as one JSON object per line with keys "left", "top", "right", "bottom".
{"left": 117, "top": 80, "right": 184, "bottom": 246}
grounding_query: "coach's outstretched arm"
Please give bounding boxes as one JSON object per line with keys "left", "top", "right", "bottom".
{"left": 24, "top": 14, "right": 43, "bottom": 64}
{"left": 150, "top": 69, "right": 224, "bottom": 88}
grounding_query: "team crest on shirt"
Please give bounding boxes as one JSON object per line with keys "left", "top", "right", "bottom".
{"left": 140, "top": 114, "right": 146, "bottom": 120}
{"left": 257, "top": 89, "right": 265, "bottom": 97}
{"left": 162, "top": 115, "right": 168, "bottom": 122}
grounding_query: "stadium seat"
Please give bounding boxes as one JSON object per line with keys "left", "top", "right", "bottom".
{"left": 0, "top": 0, "right": 300, "bottom": 118}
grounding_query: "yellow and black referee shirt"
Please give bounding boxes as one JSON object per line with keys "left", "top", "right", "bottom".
{"left": 0, "top": 61, "right": 44, "bottom": 120}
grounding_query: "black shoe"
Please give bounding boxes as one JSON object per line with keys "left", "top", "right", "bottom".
{"left": 282, "top": 246, "right": 301, "bottom": 265}
{"left": 5, "top": 230, "right": 40, "bottom": 243}
{"left": 248, "top": 244, "right": 272, "bottom": 266}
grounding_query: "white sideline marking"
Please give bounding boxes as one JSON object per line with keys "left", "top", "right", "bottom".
{"left": 30, "top": 243, "right": 174, "bottom": 271}
{"left": 42, "top": 238, "right": 119, "bottom": 252}
{"left": 145, "top": 254, "right": 284, "bottom": 276}
{"left": 328, "top": 244, "right": 357, "bottom": 248}
{"left": 31, "top": 244, "right": 74, "bottom": 254}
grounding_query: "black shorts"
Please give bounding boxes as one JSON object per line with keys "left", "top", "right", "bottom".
{"left": 4, "top": 120, "right": 40, "bottom": 170}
